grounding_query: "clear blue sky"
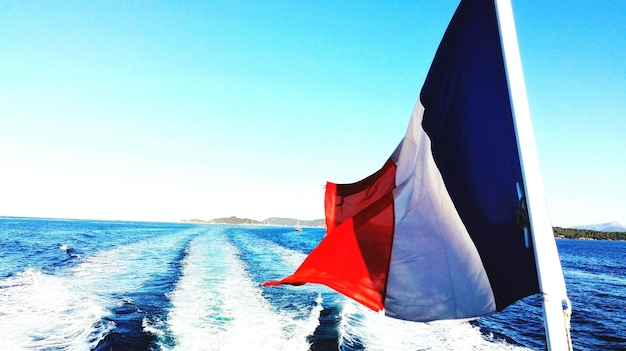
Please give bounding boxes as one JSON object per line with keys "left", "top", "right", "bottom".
{"left": 1, "top": 1, "right": 624, "bottom": 226}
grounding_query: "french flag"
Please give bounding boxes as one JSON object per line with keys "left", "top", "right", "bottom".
{"left": 265, "top": 0, "right": 540, "bottom": 322}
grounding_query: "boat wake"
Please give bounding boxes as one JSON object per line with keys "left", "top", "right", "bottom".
{"left": 0, "top": 227, "right": 201, "bottom": 350}
{"left": 336, "top": 299, "right": 531, "bottom": 351}
{"left": 0, "top": 223, "right": 546, "bottom": 350}
{"left": 158, "top": 229, "right": 321, "bottom": 350}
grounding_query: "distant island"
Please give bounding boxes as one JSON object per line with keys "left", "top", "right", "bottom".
{"left": 553, "top": 226, "right": 626, "bottom": 241}
{"left": 181, "top": 216, "right": 325, "bottom": 228}
{"left": 181, "top": 217, "right": 626, "bottom": 240}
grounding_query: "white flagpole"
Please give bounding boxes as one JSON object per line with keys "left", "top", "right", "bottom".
{"left": 493, "top": 1, "right": 573, "bottom": 350}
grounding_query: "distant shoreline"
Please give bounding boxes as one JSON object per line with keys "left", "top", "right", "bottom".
{"left": 553, "top": 227, "right": 626, "bottom": 241}
{"left": 180, "top": 216, "right": 326, "bottom": 228}
{"left": 180, "top": 217, "right": 626, "bottom": 241}
{"left": 2, "top": 216, "right": 624, "bottom": 240}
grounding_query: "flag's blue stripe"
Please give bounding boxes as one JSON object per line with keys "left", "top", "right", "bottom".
{"left": 420, "top": 0, "right": 538, "bottom": 310}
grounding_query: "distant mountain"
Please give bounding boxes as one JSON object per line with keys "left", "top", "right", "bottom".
{"left": 183, "top": 216, "right": 262, "bottom": 225}
{"left": 182, "top": 216, "right": 325, "bottom": 227}
{"left": 262, "top": 217, "right": 325, "bottom": 227}
{"left": 553, "top": 226, "right": 626, "bottom": 241}
{"left": 572, "top": 221, "right": 626, "bottom": 233}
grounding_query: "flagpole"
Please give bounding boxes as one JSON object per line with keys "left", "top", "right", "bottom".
{"left": 493, "top": 1, "right": 573, "bottom": 350}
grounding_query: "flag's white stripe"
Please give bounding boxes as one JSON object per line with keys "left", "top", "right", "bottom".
{"left": 384, "top": 101, "right": 496, "bottom": 321}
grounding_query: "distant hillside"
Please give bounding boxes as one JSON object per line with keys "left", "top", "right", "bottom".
{"left": 182, "top": 218, "right": 624, "bottom": 240}
{"left": 183, "top": 216, "right": 263, "bottom": 225}
{"left": 553, "top": 226, "right": 626, "bottom": 241}
{"left": 263, "top": 217, "right": 325, "bottom": 227}
{"left": 182, "top": 216, "right": 325, "bottom": 227}
{"left": 572, "top": 221, "right": 626, "bottom": 233}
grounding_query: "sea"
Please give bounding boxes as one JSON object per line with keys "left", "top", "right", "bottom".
{"left": 0, "top": 217, "right": 624, "bottom": 351}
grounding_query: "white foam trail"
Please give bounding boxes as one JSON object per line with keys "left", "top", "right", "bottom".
{"left": 0, "top": 228, "right": 201, "bottom": 350}
{"left": 69, "top": 229, "right": 195, "bottom": 295}
{"left": 163, "top": 233, "right": 319, "bottom": 351}
{"left": 0, "top": 269, "right": 114, "bottom": 350}
{"left": 338, "top": 299, "right": 531, "bottom": 351}
{"left": 255, "top": 237, "right": 308, "bottom": 270}
{"left": 566, "top": 268, "right": 626, "bottom": 287}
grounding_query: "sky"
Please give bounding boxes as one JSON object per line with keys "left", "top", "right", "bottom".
{"left": 0, "top": 1, "right": 624, "bottom": 226}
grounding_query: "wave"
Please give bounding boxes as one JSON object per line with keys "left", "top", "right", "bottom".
{"left": 0, "top": 268, "right": 115, "bottom": 350}
{"left": 565, "top": 268, "right": 626, "bottom": 289}
{"left": 337, "top": 299, "right": 531, "bottom": 351}
{"left": 0, "top": 223, "right": 545, "bottom": 350}
{"left": 0, "top": 226, "right": 203, "bottom": 350}
{"left": 159, "top": 230, "right": 321, "bottom": 351}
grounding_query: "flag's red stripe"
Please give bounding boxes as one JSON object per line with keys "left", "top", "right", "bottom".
{"left": 325, "top": 159, "right": 397, "bottom": 231}
{"left": 265, "top": 160, "right": 396, "bottom": 311}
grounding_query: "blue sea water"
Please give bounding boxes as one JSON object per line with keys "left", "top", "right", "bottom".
{"left": 0, "top": 217, "right": 623, "bottom": 350}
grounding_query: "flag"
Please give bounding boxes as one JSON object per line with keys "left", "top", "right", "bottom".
{"left": 264, "top": 0, "right": 540, "bottom": 322}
